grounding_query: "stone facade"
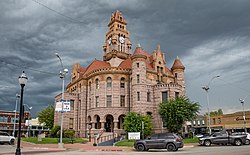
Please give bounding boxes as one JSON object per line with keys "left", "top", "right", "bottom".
{"left": 54, "top": 10, "right": 185, "bottom": 137}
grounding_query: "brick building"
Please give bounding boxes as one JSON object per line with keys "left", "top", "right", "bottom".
{"left": 54, "top": 10, "right": 185, "bottom": 137}
{"left": 0, "top": 110, "right": 30, "bottom": 136}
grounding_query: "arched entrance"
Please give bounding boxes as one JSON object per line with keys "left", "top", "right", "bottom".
{"left": 118, "top": 115, "right": 125, "bottom": 129}
{"left": 105, "top": 115, "right": 114, "bottom": 132}
{"left": 94, "top": 115, "right": 101, "bottom": 129}
{"left": 87, "top": 116, "right": 92, "bottom": 128}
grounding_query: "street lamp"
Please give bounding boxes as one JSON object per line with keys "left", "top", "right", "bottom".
{"left": 13, "top": 94, "right": 20, "bottom": 137}
{"left": 16, "top": 71, "right": 28, "bottom": 155}
{"left": 239, "top": 94, "right": 250, "bottom": 133}
{"left": 202, "top": 75, "right": 220, "bottom": 135}
{"left": 55, "top": 52, "right": 68, "bottom": 148}
{"left": 23, "top": 104, "right": 32, "bottom": 137}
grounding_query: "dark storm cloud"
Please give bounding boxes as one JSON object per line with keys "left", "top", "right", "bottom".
{"left": 0, "top": 0, "right": 250, "bottom": 116}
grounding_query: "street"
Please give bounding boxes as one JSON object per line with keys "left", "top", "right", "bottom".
{"left": 1, "top": 144, "right": 250, "bottom": 155}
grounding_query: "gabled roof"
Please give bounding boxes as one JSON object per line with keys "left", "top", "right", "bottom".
{"left": 81, "top": 59, "right": 110, "bottom": 76}
{"left": 171, "top": 56, "right": 185, "bottom": 70}
{"left": 165, "top": 66, "right": 173, "bottom": 76}
{"left": 119, "top": 58, "right": 132, "bottom": 69}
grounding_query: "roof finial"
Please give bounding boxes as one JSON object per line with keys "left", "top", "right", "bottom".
{"left": 176, "top": 56, "right": 179, "bottom": 60}
{"left": 157, "top": 44, "right": 161, "bottom": 51}
{"left": 137, "top": 43, "right": 141, "bottom": 48}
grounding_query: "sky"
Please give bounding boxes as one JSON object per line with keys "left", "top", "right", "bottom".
{"left": 0, "top": 0, "right": 250, "bottom": 117}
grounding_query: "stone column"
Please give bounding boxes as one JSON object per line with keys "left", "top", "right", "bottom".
{"left": 92, "top": 122, "right": 96, "bottom": 129}
{"left": 114, "top": 121, "right": 118, "bottom": 130}
{"left": 101, "top": 122, "right": 105, "bottom": 130}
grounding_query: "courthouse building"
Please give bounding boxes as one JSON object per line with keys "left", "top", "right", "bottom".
{"left": 54, "top": 10, "right": 185, "bottom": 137}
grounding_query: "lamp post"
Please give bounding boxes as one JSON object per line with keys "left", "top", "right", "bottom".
{"left": 13, "top": 94, "right": 20, "bottom": 137}
{"left": 16, "top": 71, "right": 28, "bottom": 155}
{"left": 55, "top": 52, "right": 68, "bottom": 148}
{"left": 239, "top": 94, "right": 250, "bottom": 133}
{"left": 202, "top": 75, "right": 220, "bottom": 135}
{"left": 23, "top": 104, "right": 32, "bottom": 137}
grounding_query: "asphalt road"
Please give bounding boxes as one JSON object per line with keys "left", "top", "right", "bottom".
{"left": 1, "top": 144, "right": 250, "bottom": 155}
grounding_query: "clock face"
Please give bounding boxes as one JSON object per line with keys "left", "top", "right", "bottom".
{"left": 119, "top": 36, "right": 125, "bottom": 44}
{"left": 108, "top": 38, "right": 112, "bottom": 45}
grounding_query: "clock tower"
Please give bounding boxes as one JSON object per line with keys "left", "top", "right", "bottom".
{"left": 103, "top": 10, "right": 132, "bottom": 66}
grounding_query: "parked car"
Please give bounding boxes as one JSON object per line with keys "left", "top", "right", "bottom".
{"left": 0, "top": 131, "right": 15, "bottom": 145}
{"left": 230, "top": 132, "right": 250, "bottom": 145}
{"left": 199, "top": 130, "right": 247, "bottom": 146}
{"left": 134, "top": 133, "right": 183, "bottom": 152}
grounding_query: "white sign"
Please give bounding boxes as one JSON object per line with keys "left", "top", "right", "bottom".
{"left": 55, "top": 100, "right": 70, "bottom": 112}
{"left": 63, "top": 101, "right": 70, "bottom": 112}
{"left": 55, "top": 100, "right": 62, "bottom": 112}
{"left": 25, "top": 120, "right": 32, "bottom": 126}
{"left": 128, "top": 132, "right": 140, "bottom": 140}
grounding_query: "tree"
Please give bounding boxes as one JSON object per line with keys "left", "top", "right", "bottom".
{"left": 64, "top": 129, "right": 75, "bottom": 138}
{"left": 123, "top": 112, "right": 153, "bottom": 138}
{"left": 206, "top": 109, "right": 223, "bottom": 116}
{"left": 37, "top": 104, "right": 54, "bottom": 129}
{"left": 50, "top": 125, "right": 60, "bottom": 138}
{"left": 159, "top": 96, "right": 200, "bottom": 133}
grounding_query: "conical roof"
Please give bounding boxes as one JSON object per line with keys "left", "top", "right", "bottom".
{"left": 171, "top": 56, "right": 185, "bottom": 70}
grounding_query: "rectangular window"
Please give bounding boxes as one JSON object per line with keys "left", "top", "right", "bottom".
{"left": 89, "top": 98, "right": 91, "bottom": 109}
{"left": 162, "top": 91, "right": 168, "bottom": 102}
{"left": 0, "top": 117, "right": 3, "bottom": 122}
{"left": 218, "top": 118, "right": 221, "bottom": 124}
{"left": 11, "top": 118, "right": 15, "bottom": 123}
{"left": 137, "top": 63, "right": 139, "bottom": 68}
{"left": 70, "top": 100, "right": 74, "bottom": 110}
{"left": 107, "top": 95, "right": 112, "bottom": 107}
{"left": 213, "top": 118, "right": 216, "bottom": 125}
{"left": 147, "top": 92, "right": 151, "bottom": 102}
{"left": 69, "top": 118, "right": 74, "bottom": 129}
{"left": 137, "top": 74, "right": 140, "bottom": 83}
{"left": 120, "top": 95, "right": 125, "bottom": 107}
{"left": 175, "top": 92, "right": 179, "bottom": 98}
{"left": 95, "top": 96, "right": 99, "bottom": 107}
{"left": 193, "top": 120, "right": 196, "bottom": 126}
{"left": 137, "top": 92, "right": 140, "bottom": 101}
{"left": 202, "top": 120, "right": 205, "bottom": 125}
{"left": 120, "top": 82, "right": 125, "bottom": 88}
{"left": 174, "top": 73, "right": 178, "bottom": 83}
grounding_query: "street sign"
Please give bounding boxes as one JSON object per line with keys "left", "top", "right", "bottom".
{"left": 55, "top": 100, "right": 70, "bottom": 112}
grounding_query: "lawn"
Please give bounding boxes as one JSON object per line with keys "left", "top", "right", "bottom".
{"left": 115, "top": 137, "right": 199, "bottom": 147}
{"left": 21, "top": 137, "right": 88, "bottom": 144}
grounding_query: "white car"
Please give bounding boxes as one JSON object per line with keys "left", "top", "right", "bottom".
{"left": 0, "top": 131, "right": 15, "bottom": 145}
{"left": 245, "top": 133, "right": 250, "bottom": 145}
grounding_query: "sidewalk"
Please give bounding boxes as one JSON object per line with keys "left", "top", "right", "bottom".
{"left": 1, "top": 141, "right": 197, "bottom": 154}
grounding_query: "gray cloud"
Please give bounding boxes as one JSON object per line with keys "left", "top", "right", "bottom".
{"left": 0, "top": 0, "right": 250, "bottom": 117}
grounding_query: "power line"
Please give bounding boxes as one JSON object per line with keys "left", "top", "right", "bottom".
{"left": 31, "top": 0, "right": 86, "bottom": 24}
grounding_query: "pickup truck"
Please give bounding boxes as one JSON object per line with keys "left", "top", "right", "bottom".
{"left": 199, "top": 130, "right": 247, "bottom": 146}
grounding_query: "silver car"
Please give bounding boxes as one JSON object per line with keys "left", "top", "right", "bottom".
{"left": 0, "top": 132, "right": 15, "bottom": 145}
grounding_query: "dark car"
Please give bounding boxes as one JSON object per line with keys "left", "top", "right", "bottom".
{"left": 199, "top": 130, "right": 247, "bottom": 146}
{"left": 134, "top": 133, "right": 183, "bottom": 151}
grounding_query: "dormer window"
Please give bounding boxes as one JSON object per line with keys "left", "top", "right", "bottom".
{"left": 120, "top": 17, "right": 122, "bottom": 21}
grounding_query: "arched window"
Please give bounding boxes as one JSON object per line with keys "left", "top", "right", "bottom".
{"left": 95, "top": 79, "right": 99, "bottom": 89}
{"left": 89, "top": 82, "right": 91, "bottom": 92}
{"left": 120, "top": 77, "right": 125, "bottom": 88}
{"left": 107, "top": 77, "right": 112, "bottom": 88}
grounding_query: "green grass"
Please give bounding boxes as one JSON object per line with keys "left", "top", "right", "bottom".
{"left": 115, "top": 137, "right": 199, "bottom": 147}
{"left": 21, "top": 137, "right": 88, "bottom": 144}
{"left": 115, "top": 139, "right": 135, "bottom": 147}
{"left": 183, "top": 137, "right": 199, "bottom": 143}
